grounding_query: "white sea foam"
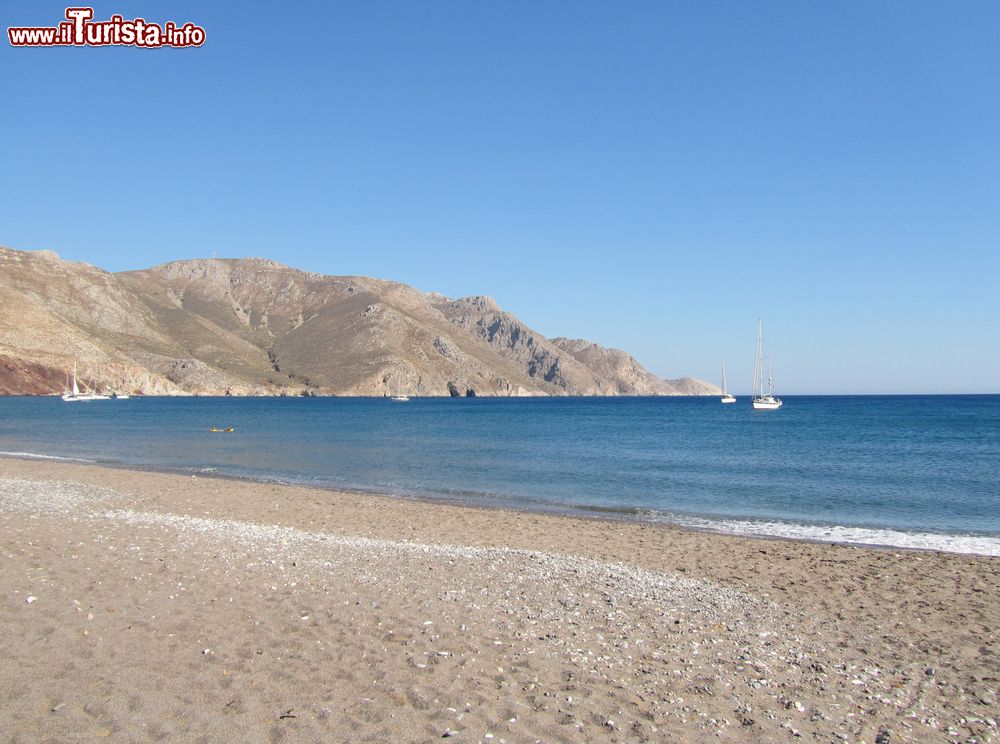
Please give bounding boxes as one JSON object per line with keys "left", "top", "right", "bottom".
{"left": 664, "top": 514, "right": 1000, "bottom": 557}
{"left": 0, "top": 451, "right": 96, "bottom": 463}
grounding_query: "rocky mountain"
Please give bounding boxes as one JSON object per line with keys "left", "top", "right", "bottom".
{"left": 550, "top": 338, "right": 720, "bottom": 396}
{"left": 0, "top": 246, "right": 719, "bottom": 397}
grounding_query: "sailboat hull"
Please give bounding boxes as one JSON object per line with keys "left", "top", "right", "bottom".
{"left": 752, "top": 397, "right": 782, "bottom": 410}
{"left": 62, "top": 393, "right": 111, "bottom": 402}
{"left": 721, "top": 395, "right": 736, "bottom": 404}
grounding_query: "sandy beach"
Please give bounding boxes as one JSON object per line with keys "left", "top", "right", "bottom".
{"left": 1, "top": 457, "right": 997, "bottom": 743}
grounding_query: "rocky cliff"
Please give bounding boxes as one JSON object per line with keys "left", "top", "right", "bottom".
{"left": 549, "top": 338, "right": 721, "bottom": 396}
{"left": 0, "top": 246, "right": 719, "bottom": 397}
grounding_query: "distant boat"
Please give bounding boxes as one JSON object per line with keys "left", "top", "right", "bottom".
{"left": 751, "top": 320, "right": 782, "bottom": 410}
{"left": 112, "top": 369, "right": 130, "bottom": 399}
{"left": 62, "top": 362, "right": 110, "bottom": 402}
{"left": 390, "top": 395, "right": 410, "bottom": 402}
{"left": 720, "top": 362, "right": 736, "bottom": 404}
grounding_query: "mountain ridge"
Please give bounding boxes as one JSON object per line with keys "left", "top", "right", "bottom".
{"left": 0, "top": 246, "right": 720, "bottom": 397}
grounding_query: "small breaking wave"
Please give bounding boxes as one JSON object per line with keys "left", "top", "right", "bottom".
{"left": 654, "top": 513, "right": 1000, "bottom": 557}
{"left": 0, "top": 450, "right": 97, "bottom": 464}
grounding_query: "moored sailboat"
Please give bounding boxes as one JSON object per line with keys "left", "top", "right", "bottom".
{"left": 111, "top": 367, "right": 130, "bottom": 399}
{"left": 62, "top": 362, "right": 110, "bottom": 402}
{"left": 751, "top": 320, "right": 782, "bottom": 410}
{"left": 720, "top": 362, "right": 736, "bottom": 403}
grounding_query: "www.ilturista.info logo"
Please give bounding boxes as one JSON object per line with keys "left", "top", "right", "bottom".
{"left": 8, "top": 7, "right": 205, "bottom": 48}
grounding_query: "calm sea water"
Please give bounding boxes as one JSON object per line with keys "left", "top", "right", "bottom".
{"left": 1, "top": 395, "right": 998, "bottom": 555}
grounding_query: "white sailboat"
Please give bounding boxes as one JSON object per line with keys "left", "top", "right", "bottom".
{"left": 751, "top": 320, "right": 782, "bottom": 410}
{"left": 720, "top": 362, "right": 736, "bottom": 403}
{"left": 62, "top": 362, "right": 110, "bottom": 402}
{"left": 112, "top": 367, "right": 130, "bottom": 399}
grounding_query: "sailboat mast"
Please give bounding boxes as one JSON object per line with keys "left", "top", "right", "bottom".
{"left": 753, "top": 320, "right": 763, "bottom": 399}
{"left": 749, "top": 319, "right": 783, "bottom": 409}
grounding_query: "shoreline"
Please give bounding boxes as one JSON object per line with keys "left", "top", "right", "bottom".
{"left": 2, "top": 449, "right": 998, "bottom": 558}
{"left": 5, "top": 392, "right": 1000, "bottom": 397}
{"left": 1, "top": 457, "right": 999, "bottom": 741}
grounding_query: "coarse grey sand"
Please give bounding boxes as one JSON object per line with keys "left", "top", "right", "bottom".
{"left": 1, "top": 459, "right": 997, "bottom": 742}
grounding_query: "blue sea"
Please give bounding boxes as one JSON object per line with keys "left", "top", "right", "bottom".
{"left": 1, "top": 395, "right": 998, "bottom": 555}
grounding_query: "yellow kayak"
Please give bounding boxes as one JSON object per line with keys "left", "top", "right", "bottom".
{"left": 209, "top": 427, "right": 235, "bottom": 433}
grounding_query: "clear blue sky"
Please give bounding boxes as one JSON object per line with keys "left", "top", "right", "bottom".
{"left": 2, "top": 1, "right": 998, "bottom": 393}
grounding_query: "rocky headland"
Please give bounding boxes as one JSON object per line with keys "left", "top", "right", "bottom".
{"left": 0, "top": 246, "right": 718, "bottom": 397}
